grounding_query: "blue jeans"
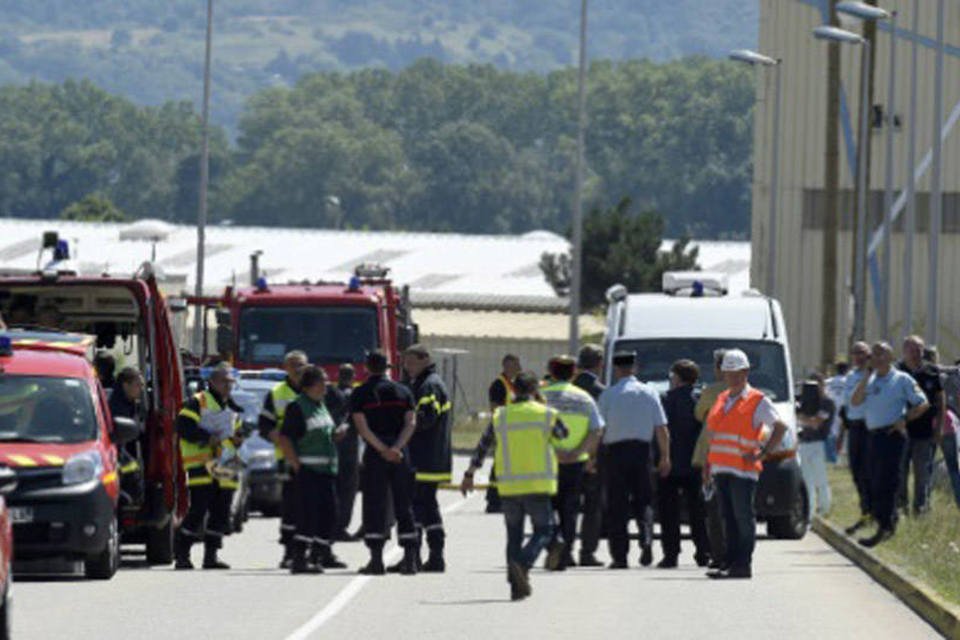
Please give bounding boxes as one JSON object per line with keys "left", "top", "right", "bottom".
{"left": 502, "top": 495, "right": 555, "bottom": 570}
{"left": 941, "top": 434, "right": 960, "bottom": 508}
{"left": 715, "top": 473, "right": 757, "bottom": 571}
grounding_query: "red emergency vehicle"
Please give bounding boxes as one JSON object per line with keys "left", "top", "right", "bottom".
{"left": 0, "top": 233, "right": 187, "bottom": 566}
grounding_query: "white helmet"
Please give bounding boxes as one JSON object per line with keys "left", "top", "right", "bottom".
{"left": 721, "top": 349, "right": 751, "bottom": 372}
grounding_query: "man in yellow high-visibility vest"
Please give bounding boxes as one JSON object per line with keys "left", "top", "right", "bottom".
{"left": 461, "top": 371, "right": 569, "bottom": 601}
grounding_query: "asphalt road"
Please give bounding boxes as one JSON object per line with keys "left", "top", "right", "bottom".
{"left": 13, "top": 459, "right": 941, "bottom": 640}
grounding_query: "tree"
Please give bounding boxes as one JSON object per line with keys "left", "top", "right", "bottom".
{"left": 540, "top": 197, "right": 699, "bottom": 309}
{"left": 59, "top": 193, "right": 127, "bottom": 222}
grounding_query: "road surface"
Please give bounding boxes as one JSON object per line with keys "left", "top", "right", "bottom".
{"left": 14, "top": 459, "right": 941, "bottom": 639}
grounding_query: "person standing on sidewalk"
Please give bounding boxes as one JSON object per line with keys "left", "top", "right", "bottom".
{"left": 797, "top": 374, "right": 835, "bottom": 518}
{"left": 693, "top": 349, "right": 727, "bottom": 570}
{"left": 840, "top": 342, "right": 873, "bottom": 535}
{"left": 850, "top": 342, "right": 929, "bottom": 548}
{"left": 460, "top": 371, "right": 569, "bottom": 600}
{"left": 573, "top": 344, "right": 606, "bottom": 568}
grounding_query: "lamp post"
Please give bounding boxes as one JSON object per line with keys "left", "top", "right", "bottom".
{"left": 902, "top": 0, "right": 919, "bottom": 341}
{"left": 193, "top": 0, "right": 214, "bottom": 354}
{"left": 814, "top": 25, "right": 871, "bottom": 342}
{"left": 729, "top": 49, "right": 781, "bottom": 298}
{"left": 928, "top": 0, "right": 946, "bottom": 346}
{"left": 836, "top": 2, "right": 893, "bottom": 341}
{"left": 569, "top": 0, "right": 588, "bottom": 355}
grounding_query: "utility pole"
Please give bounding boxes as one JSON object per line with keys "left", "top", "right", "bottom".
{"left": 928, "top": 0, "right": 945, "bottom": 346}
{"left": 193, "top": 0, "right": 214, "bottom": 354}
{"left": 569, "top": 0, "right": 588, "bottom": 355}
{"left": 821, "top": 0, "right": 841, "bottom": 367}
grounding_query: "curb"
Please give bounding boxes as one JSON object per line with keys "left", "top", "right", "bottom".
{"left": 813, "top": 516, "right": 960, "bottom": 639}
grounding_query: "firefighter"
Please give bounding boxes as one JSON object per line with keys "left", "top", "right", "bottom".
{"left": 258, "top": 350, "right": 309, "bottom": 568}
{"left": 541, "top": 355, "right": 603, "bottom": 570}
{"left": 108, "top": 366, "right": 146, "bottom": 509}
{"left": 350, "top": 350, "right": 419, "bottom": 575}
{"left": 277, "top": 366, "right": 348, "bottom": 574}
{"left": 175, "top": 363, "right": 243, "bottom": 570}
{"left": 333, "top": 364, "right": 361, "bottom": 541}
{"left": 485, "top": 354, "right": 522, "bottom": 513}
{"left": 401, "top": 344, "right": 452, "bottom": 573}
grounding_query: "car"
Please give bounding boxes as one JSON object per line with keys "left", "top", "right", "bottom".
{"left": 604, "top": 271, "right": 808, "bottom": 540}
{"left": 0, "top": 466, "right": 16, "bottom": 640}
{"left": 0, "top": 331, "right": 140, "bottom": 579}
{"left": 234, "top": 372, "right": 285, "bottom": 518}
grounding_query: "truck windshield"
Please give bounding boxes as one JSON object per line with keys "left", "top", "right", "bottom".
{"left": 0, "top": 376, "right": 98, "bottom": 443}
{"left": 614, "top": 339, "right": 791, "bottom": 402}
{"left": 238, "top": 306, "right": 379, "bottom": 365}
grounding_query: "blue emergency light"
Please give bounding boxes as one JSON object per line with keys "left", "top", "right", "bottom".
{"left": 691, "top": 281, "right": 705, "bottom": 298}
{"left": 255, "top": 277, "right": 269, "bottom": 292}
{"left": 0, "top": 336, "right": 12, "bottom": 357}
{"left": 54, "top": 239, "right": 70, "bottom": 261}
{"left": 348, "top": 276, "right": 362, "bottom": 292}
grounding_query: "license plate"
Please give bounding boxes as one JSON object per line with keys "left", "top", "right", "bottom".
{"left": 9, "top": 507, "right": 33, "bottom": 524}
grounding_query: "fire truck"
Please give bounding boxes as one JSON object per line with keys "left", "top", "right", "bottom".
{"left": 197, "top": 264, "right": 418, "bottom": 380}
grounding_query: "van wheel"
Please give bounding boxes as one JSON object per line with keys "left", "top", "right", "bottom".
{"left": 767, "top": 489, "right": 808, "bottom": 540}
{"left": 146, "top": 519, "right": 174, "bottom": 565}
{"left": 85, "top": 518, "right": 119, "bottom": 579}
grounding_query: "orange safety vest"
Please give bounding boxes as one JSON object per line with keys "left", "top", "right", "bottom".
{"left": 706, "top": 387, "right": 765, "bottom": 476}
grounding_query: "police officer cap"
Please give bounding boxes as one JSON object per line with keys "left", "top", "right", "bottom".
{"left": 612, "top": 352, "right": 636, "bottom": 367}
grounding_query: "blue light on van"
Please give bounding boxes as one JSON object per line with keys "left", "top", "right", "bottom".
{"left": 0, "top": 336, "right": 12, "bottom": 357}
{"left": 348, "top": 276, "right": 362, "bottom": 292}
{"left": 54, "top": 239, "right": 70, "bottom": 261}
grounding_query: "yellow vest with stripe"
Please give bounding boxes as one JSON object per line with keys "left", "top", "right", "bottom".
{"left": 269, "top": 381, "right": 299, "bottom": 460}
{"left": 493, "top": 400, "right": 560, "bottom": 497}
{"left": 179, "top": 391, "right": 238, "bottom": 488}
{"left": 541, "top": 381, "right": 594, "bottom": 463}
{"left": 498, "top": 374, "right": 517, "bottom": 405}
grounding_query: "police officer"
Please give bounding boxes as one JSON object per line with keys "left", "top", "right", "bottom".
{"left": 598, "top": 352, "right": 671, "bottom": 569}
{"left": 850, "top": 342, "right": 929, "bottom": 548}
{"left": 333, "top": 364, "right": 360, "bottom": 541}
{"left": 175, "top": 363, "right": 242, "bottom": 570}
{"left": 350, "top": 350, "right": 419, "bottom": 575}
{"left": 109, "top": 367, "right": 146, "bottom": 508}
{"left": 840, "top": 342, "right": 873, "bottom": 535}
{"left": 460, "top": 371, "right": 569, "bottom": 601}
{"left": 401, "top": 344, "right": 452, "bottom": 573}
{"left": 258, "top": 350, "right": 308, "bottom": 568}
{"left": 485, "top": 354, "right": 522, "bottom": 513}
{"left": 277, "top": 366, "right": 347, "bottom": 574}
{"left": 542, "top": 355, "right": 603, "bottom": 570}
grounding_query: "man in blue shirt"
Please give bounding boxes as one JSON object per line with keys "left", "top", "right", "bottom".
{"left": 850, "top": 342, "right": 929, "bottom": 548}
{"left": 840, "top": 342, "right": 872, "bottom": 535}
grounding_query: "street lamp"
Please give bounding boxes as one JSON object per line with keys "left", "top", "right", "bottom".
{"left": 193, "top": 0, "right": 215, "bottom": 354}
{"left": 569, "top": 0, "right": 588, "bottom": 355}
{"left": 729, "top": 49, "right": 781, "bottom": 298}
{"left": 814, "top": 25, "right": 871, "bottom": 342}
{"left": 837, "top": 2, "right": 894, "bottom": 342}
{"left": 928, "top": 0, "right": 946, "bottom": 346}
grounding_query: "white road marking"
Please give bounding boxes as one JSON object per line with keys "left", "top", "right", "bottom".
{"left": 285, "top": 493, "right": 473, "bottom": 640}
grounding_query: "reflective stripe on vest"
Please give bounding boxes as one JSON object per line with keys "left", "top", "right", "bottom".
{"left": 493, "top": 401, "right": 559, "bottom": 496}
{"left": 498, "top": 375, "right": 517, "bottom": 405}
{"left": 179, "top": 391, "right": 236, "bottom": 487}
{"left": 542, "top": 381, "right": 594, "bottom": 463}
{"left": 706, "top": 388, "right": 765, "bottom": 477}
{"left": 270, "top": 382, "right": 299, "bottom": 460}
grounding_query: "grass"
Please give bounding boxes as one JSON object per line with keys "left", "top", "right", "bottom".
{"left": 825, "top": 466, "right": 960, "bottom": 605}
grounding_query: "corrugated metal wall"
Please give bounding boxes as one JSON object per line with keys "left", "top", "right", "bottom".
{"left": 752, "top": 0, "right": 960, "bottom": 372}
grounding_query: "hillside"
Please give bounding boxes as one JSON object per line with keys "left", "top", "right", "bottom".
{"left": 0, "top": 1, "right": 758, "bottom": 130}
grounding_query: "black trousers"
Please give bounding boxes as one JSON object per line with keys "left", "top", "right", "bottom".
{"left": 362, "top": 450, "right": 417, "bottom": 550}
{"left": 485, "top": 468, "right": 502, "bottom": 511}
{"left": 658, "top": 472, "right": 710, "bottom": 561}
{"left": 293, "top": 468, "right": 338, "bottom": 551}
{"left": 180, "top": 482, "right": 233, "bottom": 549}
{"left": 869, "top": 428, "right": 906, "bottom": 532}
{"left": 552, "top": 462, "right": 585, "bottom": 553}
{"left": 579, "top": 451, "right": 605, "bottom": 556}
{"left": 336, "top": 452, "right": 359, "bottom": 534}
{"left": 605, "top": 440, "right": 653, "bottom": 563}
{"left": 412, "top": 482, "right": 444, "bottom": 552}
{"left": 280, "top": 472, "right": 296, "bottom": 548}
{"left": 846, "top": 421, "right": 872, "bottom": 516}
{"left": 705, "top": 490, "right": 726, "bottom": 563}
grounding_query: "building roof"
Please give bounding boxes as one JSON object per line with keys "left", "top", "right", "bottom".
{"left": 0, "top": 218, "right": 750, "bottom": 309}
{"left": 417, "top": 309, "right": 605, "bottom": 341}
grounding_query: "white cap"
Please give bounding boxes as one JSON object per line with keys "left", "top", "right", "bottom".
{"left": 721, "top": 349, "right": 751, "bottom": 372}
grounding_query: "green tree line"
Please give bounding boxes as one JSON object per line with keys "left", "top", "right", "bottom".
{"left": 0, "top": 57, "right": 753, "bottom": 238}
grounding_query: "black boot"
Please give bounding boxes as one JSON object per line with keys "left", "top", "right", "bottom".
{"left": 174, "top": 533, "right": 194, "bottom": 570}
{"left": 359, "top": 547, "right": 386, "bottom": 575}
{"left": 292, "top": 541, "right": 321, "bottom": 574}
{"left": 203, "top": 543, "right": 230, "bottom": 570}
{"left": 422, "top": 548, "right": 446, "bottom": 573}
{"left": 388, "top": 549, "right": 421, "bottom": 573}
{"left": 319, "top": 546, "right": 347, "bottom": 570}
{"left": 398, "top": 547, "right": 419, "bottom": 575}
{"left": 279, "top": 545, "right": 293, "bottom": 570}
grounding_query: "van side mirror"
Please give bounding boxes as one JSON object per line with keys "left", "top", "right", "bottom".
{"left": 112, "top": 416, "right": 142, "bottom": 446}
{"left": 0, "top": 467, "right": 17, "bottom": 496}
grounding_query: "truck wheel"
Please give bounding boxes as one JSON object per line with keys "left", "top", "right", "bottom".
{"left": 146, "top": 519, "right": 174, "bottom": 565}
{"left": 85, "top": 518, "right": 120, "bottom": 580}
{"left": 766, "top": 489, "right": 808, "bottom": 540}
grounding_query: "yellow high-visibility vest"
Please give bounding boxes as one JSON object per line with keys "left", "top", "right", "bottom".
{"left": 493, "top": 401, "right": 560, "bottom": 497}
{"left": 541, "top": 381, "right": 594, "bottom": 463}
{"left": 268, "top": 381, "right": 299, "bottom": 460}
{"left": 179, "top": 391, "right": 238, "bottom": 488}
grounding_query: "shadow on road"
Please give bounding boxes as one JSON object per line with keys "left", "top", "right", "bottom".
{"left": 420, "top": 598, "right": 512, "bottom": 606}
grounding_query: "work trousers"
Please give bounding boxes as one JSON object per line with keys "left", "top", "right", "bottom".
{"left": 846, "top": 421, "right": 872, "bottom": 516}
{"left": 869, "top": 428, "right": 906, "bottom": 532}
{"left": 942, "top": 433, "right": 960, "bottom": 508}
{"left": 578, "top": 452, "right": 605, "bottom": 556}
{"left": 551, "top": 462, "right": 585, "bottom": 554}
{"left": 658, "top": 472, "right": 709, "bottom": 562}
{"left": 336, "top": 440, "right": 359, "bottom": 534}
{"left": 799, "top": 440, "right": 831, "bottom": 516}
{"left": 898, "top": 437, "right": 935, "bottom": 514}
{"left": 361, "top": 450, "right": 417, "bottom": 550}
{"left": 413, "top": 481, "right": 445, "bottom": 552}
{"left": 502, "top": 494, "right": 554, "bottom": 572}
{"left": 605, "top": 440, "right": 653, "bottom": 564}
{"left": 180, "top": 482, "right": 233, "bottom": 550}
{"left": 279, "top": 468, "right": 296, "bottom": 549}
{"left": 293, "top": 468, "right": 338, "bottom": 555}
{"left": 704, "top": 489, "right": 726, "bottom": 564}
{"left": 486, "top": 468, "right": 502, "bottom": 512}
{"left": 714, "top": 473, "right": 757, "bottom": 572}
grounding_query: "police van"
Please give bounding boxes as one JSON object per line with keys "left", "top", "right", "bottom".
{"left": 603, "top": 271, "right": 808, "bottom": 539}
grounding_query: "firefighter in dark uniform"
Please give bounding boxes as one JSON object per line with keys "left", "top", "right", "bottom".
{"left": 333, "top": 364, "right": 360, "bottom": 541}
{"left": 485, "top": 353, "right": 521, "bottom": 513}
{"left": 573, "top": 344, "right": 606, "bottom": 567}
{"left": 401, "top": 344, "right": 452, "bottom": 573}
{"left": 108, "top": 367, "right": 146, "bottom": 509}
{"left": 174, "top": 363, "right": 243, "bottom": 570}
{"left": 258, "top": 350, "right": 309, "bottom": 568}
{"left": 277, "top": 366, "right": 348, "bottom": 574}
{"left": 350, "top": 350, "right": 419, "bottom": 575}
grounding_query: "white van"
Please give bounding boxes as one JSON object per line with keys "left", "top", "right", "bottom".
{"left": 603, "top": 271, "right": 808, "bottom": 539}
